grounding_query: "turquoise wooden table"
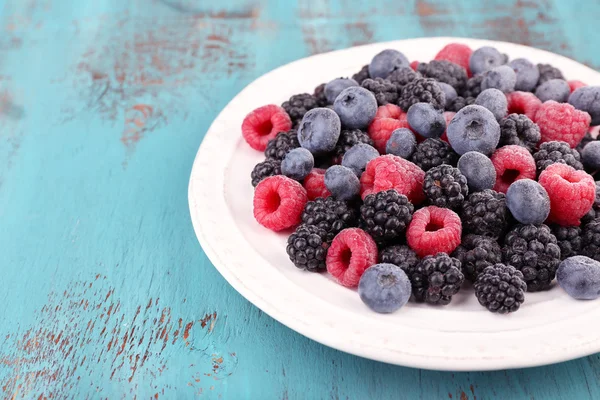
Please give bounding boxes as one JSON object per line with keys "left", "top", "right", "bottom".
{"left": 2, "top": 0, "right": 600, "bottom": 398}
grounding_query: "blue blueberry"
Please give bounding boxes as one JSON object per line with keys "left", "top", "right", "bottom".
{"left": 298, "top": 108, "right": 341, "bottom": 154}
{"left": 281, "top": 148, "right": 314, "bottom": 181}
{"left": 557, "top": 256, "right": 600, "bottom": 300}
{"left": 438, "top": 82, "right": 457, "bottom": 108}
{"left": 368, "top": 49, "right": 409, "bottom": 79}
{"left": 535, "top": 79, "right": 570, "bottom": 103}
{"left": 386, "top": 128, "right": 417, "bottom": 159}
{"left": 457, "top": 151, "right": 496, "bottom": 192}
{"left": 569, "top": 86, "right": 600, "bottom": 125}
{"left": 447, "top": 105, "right": 501, "bottom": 155}
{"left": 475, "top": 88, "right": 507, "bottom": 121}
{"left": 342, "top": 143, "right": 379, "bottom": 176}
{"left": 406, "top": 102, "right": 445, "bottom": 139}
{"left": 333, "top": 86, "right": 378, "bottom": 129}
{"left": 582, "top": 141, "right": 600, "bottom": 170}
{"left": 469, "top": 46, "right": 507, "bottom": 75}
{"left": 481, "top": 65, "right": 517, "bottom": 93}
{"left": 358, "top": 263, "right": 411, "bottom": 313}
{"left": 508, "top": 58, "right": 540, "bottom": 92}
{"left": 324, "top": 165, "right": 360, "bottom": 200}
{"left": 505, "top": 179, "right": 550, "bottom": 224}
{"left": 324, "top": 78, "right": 359, "bottom": 104}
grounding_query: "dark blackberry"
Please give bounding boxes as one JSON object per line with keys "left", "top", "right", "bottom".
{"left": 502, "top": 224, "right": 561, "bottom": 292}
{"left": 264, "top": 130, "right": 300, "bottom": 161}
{"left": 452, "top": 234, "right": 502, "bottom": 282}
{"left": 446, "top": 96, "right": 475, "bottom": 112}
{"left": 474, "top": 264, "right": 527, "bottom": 314}
{"left": 332, "top": 128, "right": 374, "bottom": 164}
{"left": 499, "top": 114, "right": 541, "bottom": 152}
{"left": 251, "top": 159, "right": 281, "bottom": 187}
{"left": 361, "top": 78, "right": 399, "bottom": 106}
{"left": 417, "top": 60, "right": 468, "bottom": 93}
{"left": 582, "top": 181, "right": 600, "bottom": 224}
{"left": 286, "top": 224, "right": 328, "bottom": 272}
{"left": 352, "top": 64, "right": 370, "bottom": 85}
{"left": 301, "top": 197, "right": 357, "bottom": 243}
{"left": 360, "top": 190, "right": 414, "bottom": 242}
{"left": 313, "top": 83, "right": 328, "bottom": 106}
{"left": 537, "top": 63, "right": 564, "bottom": 86}
{"left": 410, "top": 138, "right": 458, "bottom": 172}
{"left": 461, "top": 189, "right": 510, "bottom": 239}
{"left": 397, "top": 77, "right": 445, "bottom": 111}
{"left": 407, "top": 253, "right": 464, "bottom": 305}
{"left": 462, "top": 75, "right": 484, "bottom": 98}
{"left": 533, "top": 141, "right": 584, "bottom": 175}
{"left": 282, "top": 94, "right": 320, "bottom": 127}
{"left": 387, "top": 66, "right": 421, "bottom": 87}
{"left": 581, "top": 218, "right": 600, "bottom": 261}
{"left": 423, "top": 164, "right": 468, "bottom": 210}
{"left": 379, "top": 245, "right": 419, "bottom": 272}
{"left": 550, "top": 225, "right": 582, "bottom": 260}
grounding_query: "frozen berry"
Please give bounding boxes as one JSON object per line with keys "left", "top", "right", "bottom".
{"left": 447, "top": 105, "right": 501, "bottom": 156}
{"left": 324, "top": 165, "right": 360, "bottom": 201}
{"left": 360, "top": 155, "right": 425, "bottom": 204}
{"left": 508, "top": 58, "right": 540, "bottom": 92}
{"left": 551, "top": 225, "right": 582, "bottom": 260}
{"left": 332, "top": 128, "right": 374, "bottom": 164}
{"left": 582, "top": 218, "right": 600, "bottom": 261}
{"left": 475, "top": 88, "right": 507, "bottom": 121}
{"left": 481, "top": 65, "right": 517, "bottom": 93}
{"left": 582, "top": 141, "right": 600, "bottom": 170}
{"left": 423, "top": 164, "right": 469, "bottom": 210}
{"left": 506, "top": 91, "right": 542, "bottom": 121}
{"left": 506, "top": 179, "right": 550, "bottom": 224}
{"left": 352, "top": 65, "right": 370, "bottom": 84}
{"left": 435, "top": 43, "right": 472, "bottom": 76}
{"left": 303, "top": 168, "right": 331, "bottom": 200}
{"left": 398, "top": 77, "right": 446, "bottom": 111}
{"left": 327, "top": 228, "right": 378, "bottom": 287}
{"left": 314, "top": 83, "right": 328, "bottom": 106}
{"left": 265, "top": 130, "right": 300, "bottom": 161}
{"left": 463, "top": 75, "right": 485, "bottom": 98}
{"left": 446, "top": 96, "right": 476, "bottom": 113}
{"left": 361, "top": 78, "right": 399, "bottom": 106}
{"left": 490, "top": 145, "right": 536, "bottom": 193}
{"left": 282, "top": 94, "right": 320, "bottom": 127}
{"left": 569, "top": 86, "right": 600, "bottom": 126}
{"left": 438, "top": 82, "right": 458, "bottom": 108}
{"left": 407, "top": 102, "right": 446, "bottom": 139}
{"left": 386, "top": 128, "right": 417, "bottom": 159}
{"left": 457, "top": 151, "right": 496, "bottom": 192}
{"left": 380, "top": 245, "right": 419, "bottom": 271}
{"left": 453, "top": 234, "right": 501, "bottom": 282}
{"left": 253, "top": 175, "right": 308, "bottom": 231}
{"left": 498, "top": 113, "right": 541, "bottom": 152}
{"left": 410, "top": 61, "right": 419, "bottom": 71}
{"left": 557, "top": 256, "right": 600, "bottom": 299}
{"left": 298, "top": 108, "right": 341, "bottom": 154}
{"left": 535, "top": 101, "right": 591, "bottom": 148}
{"left": 474, "top": 264, "right": 527, "bottom": 314}
{"left": 368, "top": 104, "right": 411, "bottom": 153}
{"left": 387, "top": 66, "right": 421, "bottom": 86}
{"left": 461, "top": 189, "right": 509, "bottom": 239}
{"left": 251, "top": 159, "right": 281, "bottom": 187}
{"left": 406, "top": 206, "right": 462, "bottom": 257}
{"left": 325, "top": 78, "right": 359, "bottom": 104}
{"left": 533, "top": 141, "right": 584, "bottom": 174}
{"left": 410, "top": 138, "right": 457, "bottom": 171}
{"left": 568, "top": 80, "right": 587, "bottom": 93}
{"left": 281, "top": 148, "right": 314, "bottom": 181}
{"left": 341, "top": 143, "right": 379, "bottom": 176}
{"left": 407, "top": 253, "right": 464, "bottom": 305}
{"left": 286, "top": 224, "right": 328, "bottom": 271}
{"left": 242, "top": 104, "right": 293, "bottom": 151}
{"left": 417, "top": 60, "right": 468, "bottom": 93}
{"left": 535, "top": 79, "right": 570, "bottom": 103}
{"left": 369, "top": 49, "right": 410, "bottom": 79}
{"left": 333, "top": 86, "right": 378, "bottom": 129}
{"left": 360, "top": 190, "right": 414, "bottom": 242}
{"left": 359, "top": 263, "right": 412, "bottom": 313}
{"left": 469, "top": 46, "right": 507, "bottom": 75}
{"left": 537, "top": 63, "right": 564, "bottom": 85}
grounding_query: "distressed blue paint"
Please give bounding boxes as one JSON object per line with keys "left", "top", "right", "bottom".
{"left": 0, "top": 0, "right": 600, "bottom": 398}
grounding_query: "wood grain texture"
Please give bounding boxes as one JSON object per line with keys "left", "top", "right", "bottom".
{"left": 1, "top": 0, "right": 600, "bottom": 398}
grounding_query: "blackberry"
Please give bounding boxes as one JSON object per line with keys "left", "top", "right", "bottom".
{"left": 417, "top": 60, "right": 468, "bottom": 93}
{"left": 533, "top": 141, "right": 583, "bottom": 175}
{"left": 410, "top": 138, "right": 458, "bottom": 171}
{"left": 361, "top": 78, "right": 399, "bottom": 106}
{"left": 577, "top": 132, "right": 595, "bottom": 156}
{"left": 286, "top": 224, "right": 328, "bottom": 272}
{"left": 264, "top": 130, "right": 300, "bottom": 161}
{"left": 251, "top": 159, "right": 281, "bottom": 187}
{"left": 313, "top": 83, "right": 328, "bottom": 106}
{"left": 282, "top": 94, "right": 320, "bottom": 127}
{"left": 387, "top": 66, "right": 421, "bottom": 87}
{"left": 352, "top": 64, "right": 370, "bottom": 85}
{"left": 537, "top": 63, "right": 564, "bottom": 86}
{"left": 474, "top": 264, "right": 527, "bottom": 314}
{"left": 423, "top": 164, "right": 469, "bottom": 210}
{"left": 462, "top": 75, "right": 484, "bottom": 98}
{"left": 407, "top": 253, "right": 464, "bottom": 305}
{"left": 550, "top": 225, "right": 582, "bottom": 260}
{"left": 446, "top": 96, "right": 475, "bottom": 112}
{"left": 397, "top": 77, "right": 445, "bottom": 111}
{"left": 461, "top": 189, "right": 510, "bottom": 239}
{"left": 332, "top": 128, "right": 374, "bottom": 164}
{"left": 301, "top": 197, "right": 357, "bottom": 242}
{"left": 360, "top": 190, "right": 414, "bottom": 242}
{"left": 581, "top": 218, "right": 600, "bottom": 261}
{"left": 499, "top": 113, "right": 541, "bottom": 152}
{"left": 453, "top": 234, "right": 502, "bottom": 282}
{"left": 379, "top": 245, "right": 419, "bottom": 272}
{"left": 502, "top": 224, "right": 561, "bottom": 292}
{"left": 582, "top": 181, "right": 600, "bottom": 224}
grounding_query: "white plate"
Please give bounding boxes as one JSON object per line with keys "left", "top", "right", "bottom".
{"left": 189, "top": 37, "right": 600, "bottom": 371}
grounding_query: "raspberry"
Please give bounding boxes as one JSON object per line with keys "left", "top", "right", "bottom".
{"left": 406, "top": 206, "right": 462, "bottom": 257}
{"left": 538, "top": 163, "right": 595, "bottom": 226}
{"left": 326, "top": 228, "right": 378, "bottom": 287}
{"left": 434, "top": 43, "right": 472, "bottom": 76}
{"left": 360, "top": 155, "right": 425, "bottom": 204}
{"left": 410, "top": 61, "right": 419, "bottom": 71}
{"left": 368, "top": 104, "right": 410, "bottom": 152}
{"left": 568, "top": 80, "right": 587, "bottom": 93}
{"left": 506, "top": 91, "right": 542, "bottom": 121}
{"left": 253, "top": 175, "right": 308, "bottom": 231}
{"left": 535, "top": 101, "right": 591, "bottom": 148}
{"left": 242, "top": 105, "right": 293, "bottom": 151}
{"left": 490, "top": 145, "right": 536, "bottom": 193}
{"left": 303, "top": 168, "right": 331, "bottom": 200}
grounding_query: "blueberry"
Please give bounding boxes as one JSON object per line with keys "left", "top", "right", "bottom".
{"left": 535, "top": 79, "right": 570, "bottom": 103}
{"left": 447, "top": 105, "right": 501, "bottom": 155}
{"left": 324, "top": 165, "right": 360, "bottom": 200}
{"left": 368, "top": 49, "right": 409, "bottom": 79}
{"left": 582, "top": 141, "right": 600, "bottom": 170}
{"left": 342, "top": 143, "right": 379, "bottom": 176}
{"left": 298, "top": 108, "right": 341, "bottom": 154}
{"left": 569, "top": 86, "right": 600, "bottom": 125}
{"left": 505, "top": 179, "right": 550, "bottom": 224}
{"left": 557, "top": 256, "right": 600, "bottom": 300}
{"left": 438, "top": 82, "right": 457, "bottom": 107}
{"left": 281, "top": 148, "right": 314, "bottom": 180}
{"left": 508, "top": 58, "right": 540, "bottom": 92}
{"left": 333, "top": 86, "right": 378, "bottom": 129}
{"left": 358, "top": 263, "right": 411, "bottom": 313}
{"left": 406, "top": 102, "right": 446, "bottom": 139}
{"left": 386, "top": 128, "right": 417, "bottom": 159}
{"left": 475, "top": 88, "right": 507, "bottom": 121}
{"left": 325, "top": 78, "right": 359, "bottom": 104}
{"left": 481, "top": 65, "right": 517, "bottom": 93}
{"left": 457, "top": 151, "right": 496, "bottom": 192}
{"left": 469, "top": 46, "right": 507, "bottom": 75}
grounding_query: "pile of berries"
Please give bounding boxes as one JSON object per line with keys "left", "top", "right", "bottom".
{"left": 243, "top": 42, "right": 600, "bottom": 315}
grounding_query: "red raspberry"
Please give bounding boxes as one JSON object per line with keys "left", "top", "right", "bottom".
{"left": 326, "top": 228, "right": 378, "bottom": 287}
{"left": 440, "top": 111, "right": 455, "bottom": 143}
{"left": 406, "top": 206, "right": 462, "bottom": 257}
{"left": 303, "top": 168, "right": 331, "bottom": 200}
{"left": 434, "top": 43, "right": 473, "bottom": 76}
{"left": 538, "top": 163, "right": 595, "bottom": 226}
{"left": 506, "top": 91, "right": 542, "bottom": 121}
{"left": 368, "top": 104, "right": 410, "bottom": 152}
{"left": 360, "top": 155, "right": 425, "bottom": 204}
{"left": 410, "top": 61, "right": 420, "bottom": 71}
{"left": 253, "top": 175, "right": 307, "bottom": 231}
{"left": 535, "top": 101, "right": 591, "bottom": 148}
{"left": 242, "top": 105, "right": 292, "bottom": 151}
{"left": 568, "top": 80, "right": 587, "bottom": 93}
{"left": 490, "top": 145, "right": 536, "bottom": 193}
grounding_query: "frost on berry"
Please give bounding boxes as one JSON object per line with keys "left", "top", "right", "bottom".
{"left": 326, "top": 228, "right": 378, "bottom": 287}
{"left": 535, "top": 101, "right": 591, "bottom": 148}
{"left": 491, "top": 145, "right": 536, "bottom": 193}
{"left": 360, "top": 155, "right": 425, "bottom": 204}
